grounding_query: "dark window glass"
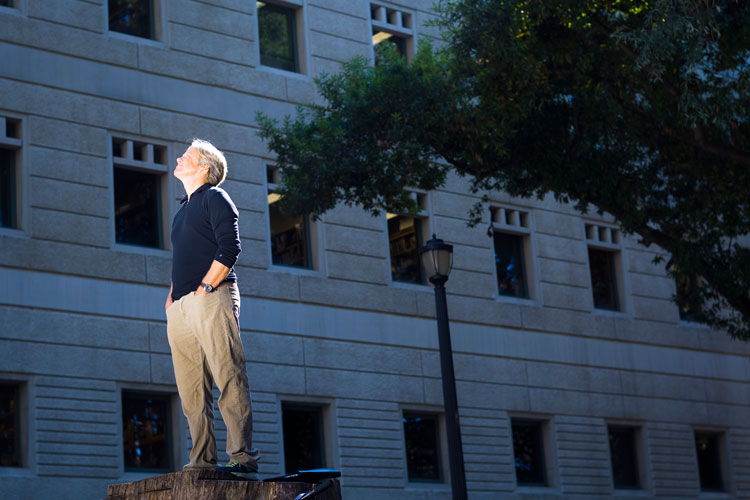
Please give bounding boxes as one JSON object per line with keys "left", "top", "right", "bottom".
{"left": 122, "top": 392, "right": 172, "bottom": 471}
{"left": 258, "top": 2, "right": 298, "bottom": 72}
{"left": 5, "top": 119, "right": 18, "bottom": 138}
{"left": 0, "top": 384, "right": 20, "bottom": 467}
{"left": 512, "top": 420, "right": 546, "bottom": 485}
{"left": 676, "top": 273, "right": 706, "bottom": 323}
{"left": 112, "top": 138, "right": 123, "bottom": 158}
{"left": 388, "top": 215, "right": 424, "bottom": 284}
{"left": 494, "top": 232, "right": 527, "bottom": 298}
{"left": 403, "top": 412, "right": 441, "bottom": 482}
{"left": 608, "top": 426, "right": 640, "bottom": 489}
{"left": 109, "top": 0, "right": 154, "bottom": 39}
{"left": 0, "top": 149, "right": 16, "bottom": 229}
{"left": 0, "top": 1, "right": 13, "bottom": 8}
{"left": 133, "top": 142, "right": 145, "bottom": 161}
{"left": 269, "top": 200, "right": 311, "bottom": 268}
{"left": 589, "top": 248, "right": 619, "bottom": 310}
{"left": 282, "top": 404, "right": 325, "bottom": 473}
{"left": 153, "top": 146, "right": 166, "bottom": 165}
{"left": 695, "top": 432, "right": 723, "bottom": 491}
{"left": 114, "top": 167, "right": 162, "bottom": 248}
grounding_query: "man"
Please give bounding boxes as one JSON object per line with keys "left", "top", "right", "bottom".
{"left": 165, "top": 139, "right": 260, "bottom": 478}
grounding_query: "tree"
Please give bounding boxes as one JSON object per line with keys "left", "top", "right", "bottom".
{"left": 257, "top": 0, "right": 750, "bottom": 339}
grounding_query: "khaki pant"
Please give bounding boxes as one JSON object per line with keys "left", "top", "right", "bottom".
{"left": 166, "top": 282, "right": 260, "bottom": 470}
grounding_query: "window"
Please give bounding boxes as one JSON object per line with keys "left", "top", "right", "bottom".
{"left": 511, "top": 419, "right": 547, "bottom": 486}
{"left": 491, "top": 206, "right": 531, "bottom": 298}
{"left": 0, "top": 383, "right": 21, "bottom": 467}
{"left": 112, "top": 137, "right": 169, "bottom": 249}
{"left": 108, "top": 0, "right": 158, "bottom": 40}
{"left": 0, "top": 116, "right": 22, "bottom": 231}
{"left": 267, "top": 166, "right": 315, "bottom": 269}
{"left": 122, "top": 391, "right": 173, "bottom": 472}
{"left": 586, "top": 223, "right": 623, "bottom": 311}
{"left": 371, "top": 3, "right": 414, "bottom": 61}
{"left": 258, "top": 1, "right": 301, "bottom": 73}
{"left": 387, "top": 192, "right": 430, "bottom": 284}
{"left": 0, "top": 1, "right": 14, "bottom": 8}
{"left": 694, "top": 431, "right": 724, "bottom": 491}
{"left": 282, "top": 403, "right": 326, "bottom": 473}
{"left": 403, "top": 412, "right": 442, "bottom": 482}
{"left": 608, "top": 426, "right": 640, "bottom": 489}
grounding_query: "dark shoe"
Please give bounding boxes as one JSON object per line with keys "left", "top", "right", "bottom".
{"left": 217, "top": 461, "right": 259, "bottom": 480}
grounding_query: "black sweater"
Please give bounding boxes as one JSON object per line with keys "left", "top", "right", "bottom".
{"left": 170, "top": 183, "right": 241, "bottom": 301}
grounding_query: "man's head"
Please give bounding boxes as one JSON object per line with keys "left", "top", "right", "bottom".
{"left": 175, "top": 139, "right": 227, "bottom": 187}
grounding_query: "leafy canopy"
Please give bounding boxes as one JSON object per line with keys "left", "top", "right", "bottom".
{"left": 257, "top": 0, "right": 750, "bottom": 339}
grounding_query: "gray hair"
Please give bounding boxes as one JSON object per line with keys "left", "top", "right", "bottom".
{"left": 191, "top": 139, "right": 227, "bottom": 186}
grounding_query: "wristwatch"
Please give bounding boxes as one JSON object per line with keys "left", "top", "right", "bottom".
{"left": 200, "top": 282, "right": 215, "bottom": 293}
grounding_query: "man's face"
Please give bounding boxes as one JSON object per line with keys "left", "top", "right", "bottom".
{"left": 174, "top": 147, "right": 207, "bottom": 183}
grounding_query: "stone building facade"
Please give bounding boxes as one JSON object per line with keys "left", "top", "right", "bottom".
{"left": 0, "top": 1, "right": 748, "bottom": 499}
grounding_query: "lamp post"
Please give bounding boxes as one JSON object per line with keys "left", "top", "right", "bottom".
{"left": 419, "top": 234, "right": 467, "bottom": 500}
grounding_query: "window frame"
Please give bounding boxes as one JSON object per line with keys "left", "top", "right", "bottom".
{"left": 401, "top": 410, "right": 447, "bottom": 484}
{"left": 693, "top": 429, "right": 727, "bottom": 493}
{"left": 105, "top": 0, "right": 166, "bottom": 45}
{"left": 369, "top": 2, "right": 416, "bottom": 62}
{"left": 509, "top": 416, "right": 557, "bottom": 490}
{"left": 489, "top": 205, "right": 537, "bottom": 302}
{"left": 585, "top": 222, "right": 629, "bottom": 314}
{"left": 108, "top": 135, "right": 172, "bottom": 256}
{"left": 607, "top": 424, "right": 645, "bottom": 490}
{"left": 255, "top": 0, "right": 309, "bottom": 76}
{"left": 0, "top": 113, "right": 27, "bottom": 238}
{"left": 385, "top": 189, "right": 431, "bottom": 287}
{"left": 278, "top": 398, "right": 335, "bottom": 475}
{"left": 0, "top": 373, "right": 30, "bottom": 478}
{"left": 265, "top": 165, "right": 321, "bottom": 274}
{"left": 119, "top": 389, "right": 178, "bottom": 475}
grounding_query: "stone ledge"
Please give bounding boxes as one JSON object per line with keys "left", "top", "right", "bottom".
{"left": 105, "top": 469, "right": 342, "bottom": 500}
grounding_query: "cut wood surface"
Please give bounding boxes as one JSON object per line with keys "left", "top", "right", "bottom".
{"left": 105, "top": 469, "right": 342, "bottom": 500}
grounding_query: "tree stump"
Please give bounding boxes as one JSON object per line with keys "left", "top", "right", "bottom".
{"left": 105, "top": 469, "right": 342, "bottom": 500}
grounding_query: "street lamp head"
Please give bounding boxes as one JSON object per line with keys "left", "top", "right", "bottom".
{"left": 419, "top": 233, "right": 453, "bottom": 286}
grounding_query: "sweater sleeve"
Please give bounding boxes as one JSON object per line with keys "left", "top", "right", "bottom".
{"left": 206, "top": 188, "right": 242, "bottom": 269}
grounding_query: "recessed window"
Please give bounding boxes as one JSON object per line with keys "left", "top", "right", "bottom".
{"left": 112, "top": 137, "right": 168, "bottom": 249}
{"left": 371, "top": 3, "right": 414, "bottom": 61}
{"left": 608, "top": 426, "right": 640, "bottom": 489}
{"left": 267, "top": 167, "right": 314, "bottom": 269}
{"left": 589, "top": 248, "right": 619, "bottom": 310}
{"left": 0, "top": 149, "right": 16, "bottom": 229}
{"left": 0, "top": 0, "right": 14, "bottom": 7}
{"left": 108, "top": 0, "right": 156, "bottom": 39}
{"left": 403, "top": 412, "right": 442, "bottom": 482}
{"left": 586, "top": 223, "right": 623, "bottom": 311}
{"left": 0, "top": 116, "right": 22, "bottom": 231}
{"left": 511, "top": 419, "right": 547, "bottom": 486}
{"left": 258, "top": 2, "right": 300, "bottom": 73}
{"left": 494, "top": 232, "right": 528, "bottom": 298}
{"left": 695, "top": 431, "right": 724, "bottom": 491}
{"left": 114, "top": 168, "right": 162, "bottom": 248}
{"left": 282, "top": 403, "right": 326, "bottom": 473}
{"left": 490, "top": 206, "right": 532, "bottom": 299}
{"left": 122, "top": 392, "right": 173, "bottom": 472}
{"left": 0, "top": 383, "right": 21, "bottom": 467}
{"left": 387, "top": 214, "right": 425, "bottom": 284}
